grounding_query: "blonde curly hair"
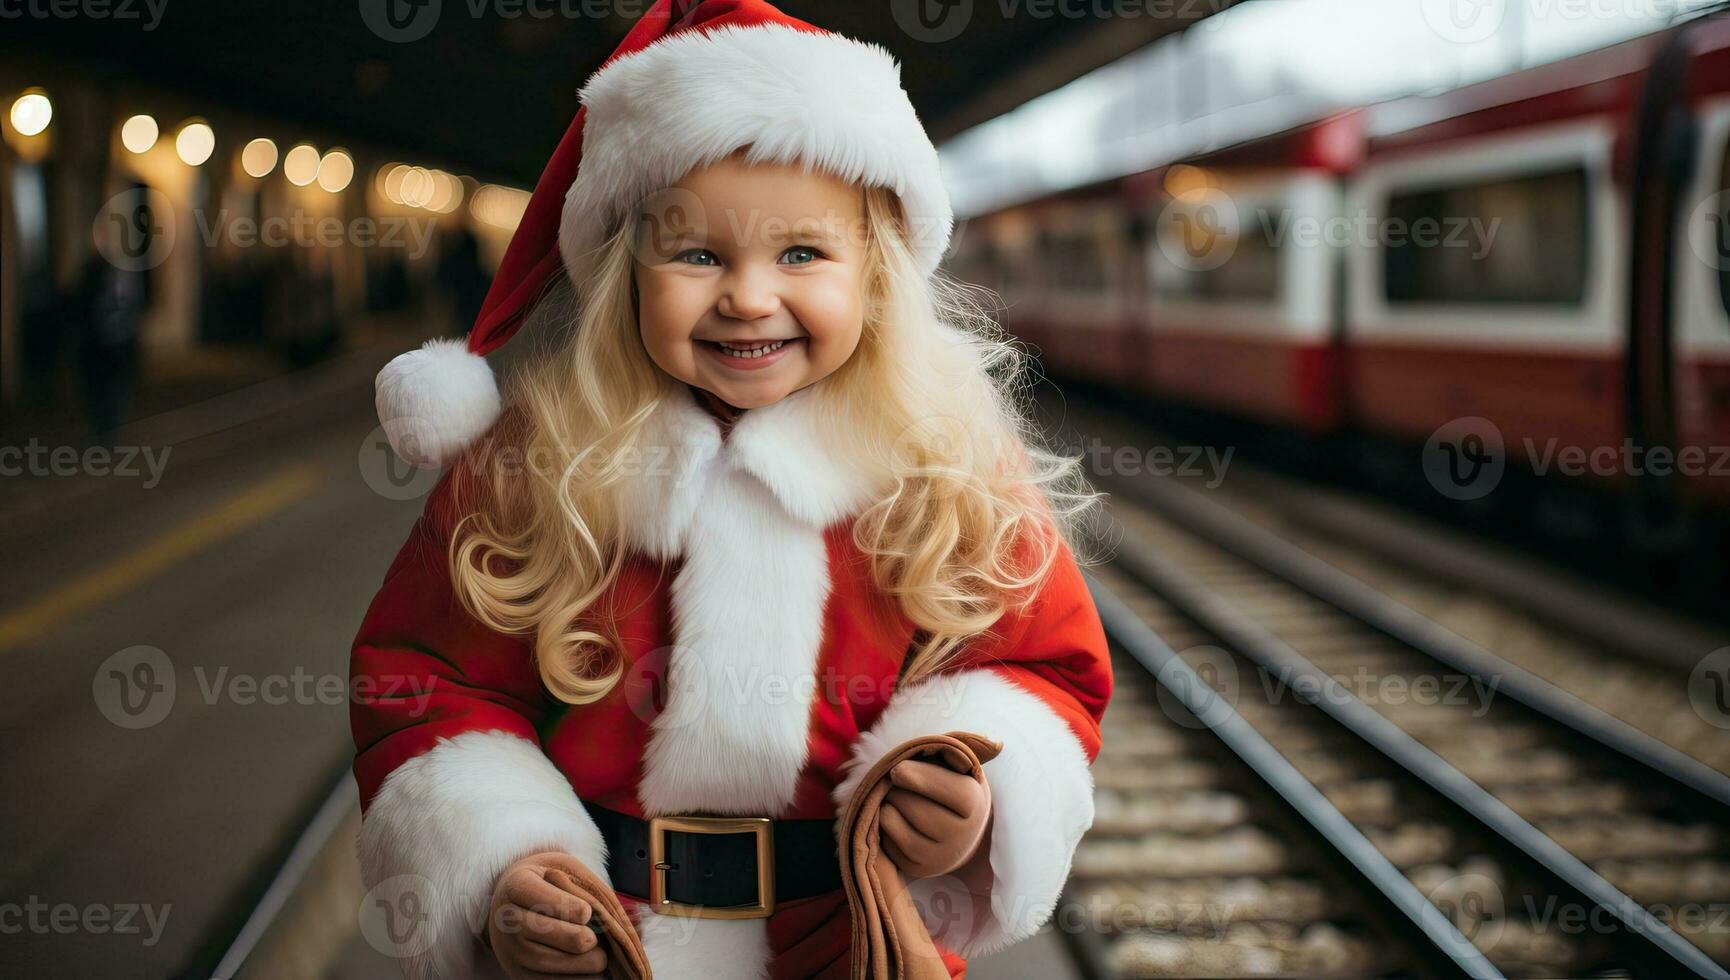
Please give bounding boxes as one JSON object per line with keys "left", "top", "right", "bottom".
{"left": 446, "top": 181, "right": 1100, "bottom": 705}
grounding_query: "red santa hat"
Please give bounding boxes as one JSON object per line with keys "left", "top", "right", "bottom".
{"left": 376, "top": 0, "right": 957, "bottom": 468}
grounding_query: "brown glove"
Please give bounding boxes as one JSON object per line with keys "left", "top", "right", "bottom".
{"left": 486, "top": 851, "right": 652, "bottom": 980}
{"left": 879, "top": 744, "right": 993, "bottom": 880}
{"left": 838, "top": 731, "right": 1003, "bottom": 980}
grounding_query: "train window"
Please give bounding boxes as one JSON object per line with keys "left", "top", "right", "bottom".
{"left": 1718, "top": 140, "right": 1730, "bottom": 320}
{"left": 1051, "top": 232, "right": 1109, "bottom": 296}
{"left": 1154, "top": 205, "right": 1281, "bottom": 303}
{"left": 1383, "top": 166, "right": 1588, "bottom": 306}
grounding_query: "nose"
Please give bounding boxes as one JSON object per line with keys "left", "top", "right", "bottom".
{"left": 716, "top": 264, "right": 781, "bottom": 321}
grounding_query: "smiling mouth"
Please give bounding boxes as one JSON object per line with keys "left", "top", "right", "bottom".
{"left": 706, "top": 338, "right": 799, "bottom": 359}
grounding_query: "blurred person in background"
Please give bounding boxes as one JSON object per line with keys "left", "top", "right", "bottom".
{"left": 436, "top": 223, "right": 489, "bottom": 336}
{"left": 72, "top": 181, "right": 150, "bottom": 447}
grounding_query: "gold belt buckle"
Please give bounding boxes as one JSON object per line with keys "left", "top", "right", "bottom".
{"left": 646, "top": 815, "right": 775, "bottom": 919}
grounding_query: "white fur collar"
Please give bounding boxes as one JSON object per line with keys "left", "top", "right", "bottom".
{"left": 614, "top": 381, "right": 884, "bottom": 557}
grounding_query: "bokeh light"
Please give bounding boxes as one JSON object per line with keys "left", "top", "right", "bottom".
{"left": 121, "top": 114, "right": 159, "bottom": 154}
{"left": 472, "top": 184, "right": 530, "bottom": 230}
{"left": 283, "top": 143, "right": 320, "bottom": 186}
{"left": 175, "top": 120, "right": 216, "bottom": 166}
{"left": 317, "top": 148, "right": 354, "bottom": 192}
{"left": 241, "top": 138, "right": 279, "bottom": 178}
{"left": 9, "top": 90, "right": 52, "bottom": 136}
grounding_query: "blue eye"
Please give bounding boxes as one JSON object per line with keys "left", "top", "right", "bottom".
{"left": 676, "top": 248, "right": 719, "bottom": 266}
{"left": 781, "top": 246, "right": 821, "bottom": 265}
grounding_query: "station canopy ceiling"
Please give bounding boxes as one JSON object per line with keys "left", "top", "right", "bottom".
{"left": 3, "top": 1, "right": 1232, "bottom": 186}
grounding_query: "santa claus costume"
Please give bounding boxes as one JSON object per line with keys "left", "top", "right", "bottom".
{"left": 349, "top": 1, "right": 1114, "bottom": 978}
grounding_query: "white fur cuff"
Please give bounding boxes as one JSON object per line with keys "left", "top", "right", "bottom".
{"left": 833, "top": 668, "right": 1095, "bottom": 957}
{"left": 357, "top": 731, "right": 610, "bottom": 980}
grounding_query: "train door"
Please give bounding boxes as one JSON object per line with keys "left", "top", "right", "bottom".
{"left": 1624, "top": 24, "right": 1699, "bottom": 551}
{"left": 1122, "top": 195, "right": 1155, "bottom": 393}
{"left": 1665, "top": 15, "right": 1730, "bottom": 591}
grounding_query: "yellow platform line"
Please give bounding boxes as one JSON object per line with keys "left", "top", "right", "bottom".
{"left": 0, "top": 461, "right": 326, "bottom": 653}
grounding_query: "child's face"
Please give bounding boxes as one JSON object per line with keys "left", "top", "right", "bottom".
{"left": 633, "top": 152, "right": 867, "bottom": 410}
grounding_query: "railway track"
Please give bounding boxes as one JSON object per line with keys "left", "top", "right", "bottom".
{"left": 1065, "top": 479, "right": 1730, "bottom": 978}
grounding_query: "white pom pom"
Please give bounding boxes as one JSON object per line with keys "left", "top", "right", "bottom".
{"left": 374, "top": 338, "right": 501, "bottom": 469}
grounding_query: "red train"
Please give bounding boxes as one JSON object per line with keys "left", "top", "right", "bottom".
{"left": 953, "top": 10, "right": 1730, "bottom": 577}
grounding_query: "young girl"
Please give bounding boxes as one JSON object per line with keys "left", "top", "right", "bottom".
{"left": 351, "top": 2, "right": 1114, "bottom": 978}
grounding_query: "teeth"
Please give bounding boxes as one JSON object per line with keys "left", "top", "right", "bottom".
{"left": 716, "top": 339, "right": 788, "bottom": 359}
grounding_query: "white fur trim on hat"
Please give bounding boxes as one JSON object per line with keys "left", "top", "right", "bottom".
{"left": 374, "top": 337, "right": 502, "bottom": 469}
{"left": 560, "top": 22, "right": 955, "bottom": 286}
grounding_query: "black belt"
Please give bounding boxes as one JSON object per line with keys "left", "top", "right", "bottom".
{"left": 586, "top": 802, "right": 843, "bottom": 917}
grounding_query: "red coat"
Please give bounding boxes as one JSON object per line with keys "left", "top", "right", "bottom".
{"left": 350, "top": 383, "right": 1113, "bottom": 979}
